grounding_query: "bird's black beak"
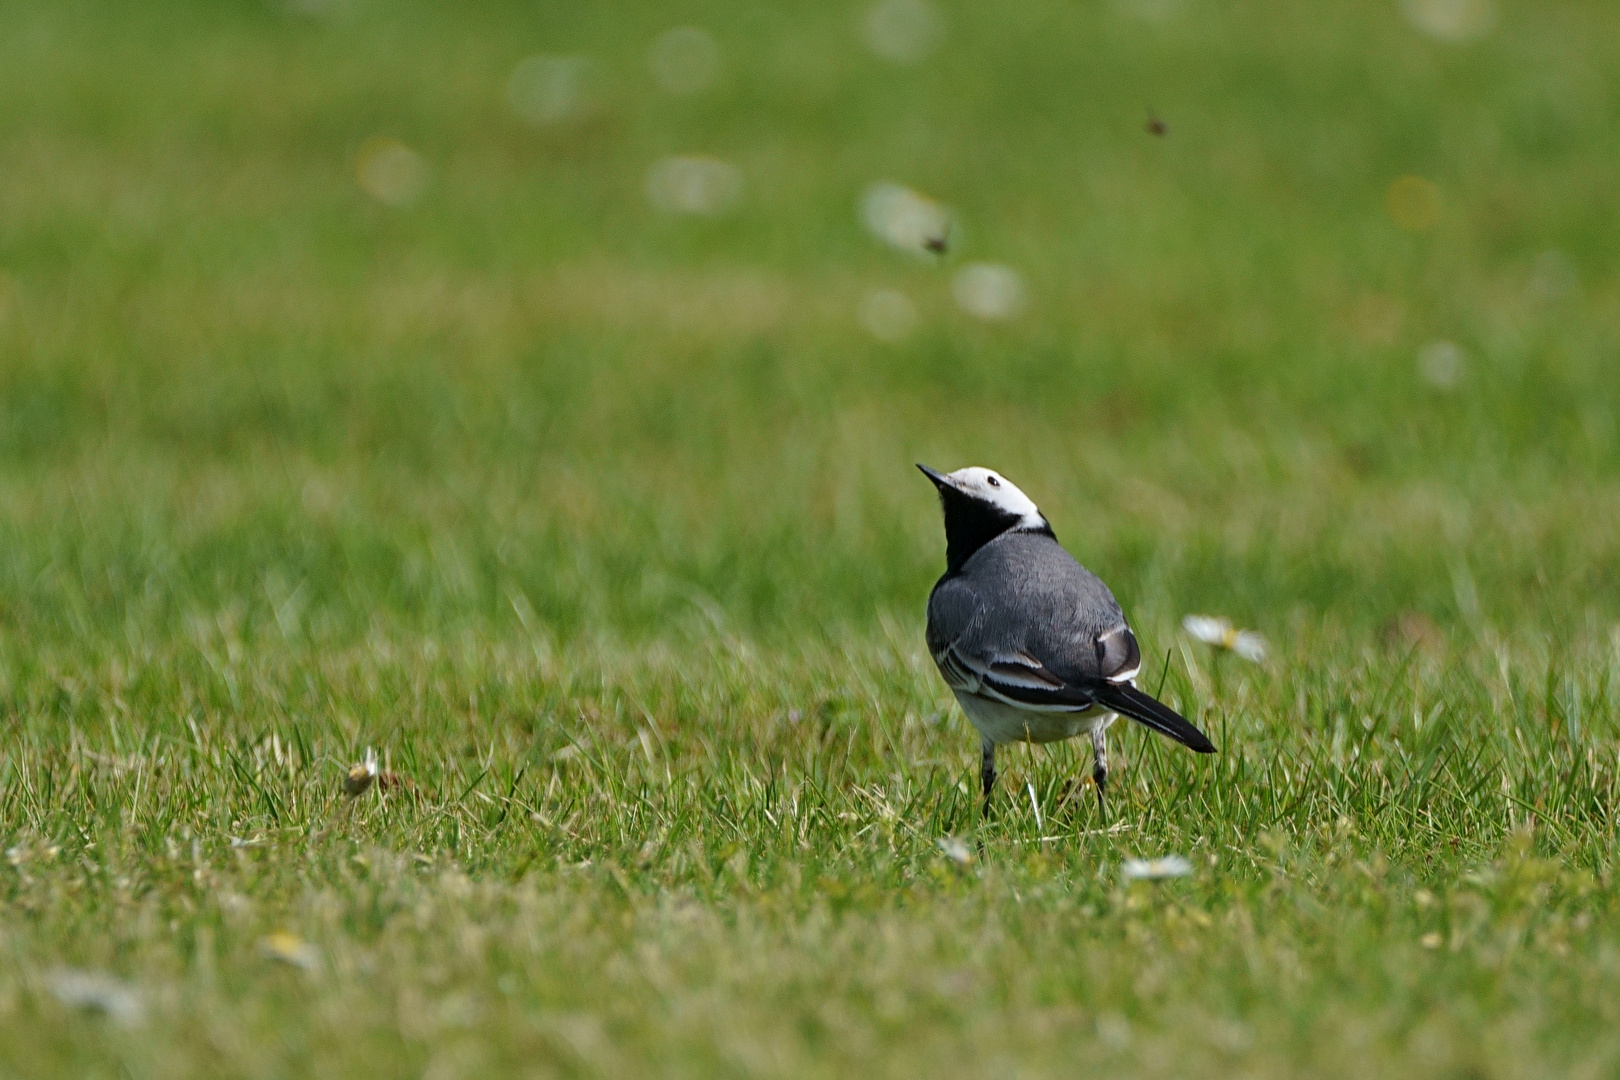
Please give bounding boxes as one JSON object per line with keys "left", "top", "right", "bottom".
{"left": 916, "top": 463, "right": 950, "bottom": 490}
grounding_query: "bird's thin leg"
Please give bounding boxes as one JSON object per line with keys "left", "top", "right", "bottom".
{"left": 981, "top": 738, "right": 997, "bottom": 818}
{"left": 1091, "top": 725, "right": 1109, "bottom": 818}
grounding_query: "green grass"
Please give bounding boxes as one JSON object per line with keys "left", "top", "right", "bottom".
{"left": 4, "top": 0, "right": 1620, "bottom": 1075}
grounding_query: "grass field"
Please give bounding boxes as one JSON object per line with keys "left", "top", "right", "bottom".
{"left": 4, "top": 0, "right": 1620, "bottom": 1075}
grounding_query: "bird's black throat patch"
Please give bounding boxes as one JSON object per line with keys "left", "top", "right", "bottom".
{"left": 937, "top": 488, "right": 1054, "bottom": 574}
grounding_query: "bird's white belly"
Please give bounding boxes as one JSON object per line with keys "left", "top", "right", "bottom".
{"left": 954, "top": 691, "right": 1116, "bottom": 746}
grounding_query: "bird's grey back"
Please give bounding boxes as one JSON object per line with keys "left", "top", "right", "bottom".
{"left": 926, "top": 530, "right": 1127, "bottom": 683}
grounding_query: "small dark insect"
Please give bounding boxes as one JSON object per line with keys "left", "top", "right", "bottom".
{"left": 922, "top": 234, "right": 948, "bottom": 254}
{"left": 1146, "top": 113, "right": 1168, "bottom": 137}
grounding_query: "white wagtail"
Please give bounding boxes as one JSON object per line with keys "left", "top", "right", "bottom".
{"left": 919, "top": 464, "right": 1215, "bottom": 816}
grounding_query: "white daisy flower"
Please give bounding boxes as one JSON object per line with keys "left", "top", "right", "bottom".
{"left": 1182, "top": 615, "right": 1267, "bottom": 663}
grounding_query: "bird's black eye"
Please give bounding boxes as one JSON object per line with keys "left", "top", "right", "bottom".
{"left": 987, "top": 476, "right": 1000, "bottom": 488}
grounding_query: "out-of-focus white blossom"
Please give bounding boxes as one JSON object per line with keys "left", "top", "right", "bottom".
{"left": 649, "top": 27, "right": 721, "bottom": 95}
{"left": 646, "top": 156, "right": 743, "bottom": 216}
{"left": 1183, "top": 615, "right": 1267, "bottom": 662}
{"left": 861, "top": 182, "right": 951, "bottom": 257}
{"left": 1120, "top": 854, "right": 1193, "bottom": 881}
{"left": 862, "top": 0, "right": 944, "bottom": 64}
{"left": 952, "top": 263, "right": 1025, "bottom": 321}
{"left": 343, "top": 747, "right": 378, "bottom": 798}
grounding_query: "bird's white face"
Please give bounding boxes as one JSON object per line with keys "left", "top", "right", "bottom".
{"left": 942, "top": 467, "right": 1045, "bottom": 528}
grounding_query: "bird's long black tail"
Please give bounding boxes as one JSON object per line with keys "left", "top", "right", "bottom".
{"left": 1095, "top": 683, "right": 1216, "bottom": 753}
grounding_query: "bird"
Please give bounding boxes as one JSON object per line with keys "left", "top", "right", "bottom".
{"left": 918, "top": 464, "right": 1215, "bottom": 817}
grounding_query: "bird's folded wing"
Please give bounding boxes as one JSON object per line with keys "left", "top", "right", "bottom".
{"left": 937, "top": 638, "right": 1215, "bottom": 752}
{"left": 941, "top": 623, "right": 1140, "bottom": 701}
{"left": 934, "top": 643, "right": 1099, "bottom": 712}
{"left": 1093, "top": 624, "right": 1141, "bottom": 684}
{"left": 928, "top": 574, "right": 1214, "bottom": 752}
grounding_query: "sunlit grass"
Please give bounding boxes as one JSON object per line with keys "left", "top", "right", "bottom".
{"left": 4, "top": 632, "right": 1620, "bottom": 1075}
{"left": 3, "top": 0, "right": 1620, "bottom": 1075}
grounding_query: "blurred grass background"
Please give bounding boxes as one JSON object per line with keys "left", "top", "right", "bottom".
{"left": 4, "top": 0, "right": 1620, "bottom": 1075}
{"left": 2, "top": 0, "right": 1616, "bottom": 647}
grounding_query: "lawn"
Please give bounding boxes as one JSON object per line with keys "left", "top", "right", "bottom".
{"left": 3, "top": 0, "right": 1620, "bottom": 1075}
